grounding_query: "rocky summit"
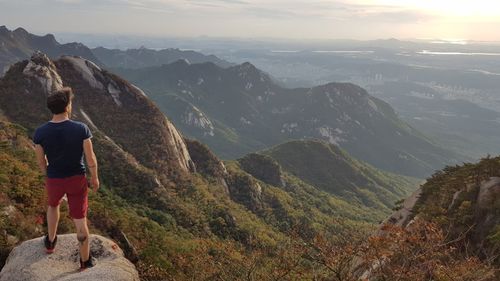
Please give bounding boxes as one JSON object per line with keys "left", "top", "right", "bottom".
{"left": 0, "top": 234, "right": 139, "bottom": 281}
{"left": 0, "top": 52, "right": 194, "bottom": 182}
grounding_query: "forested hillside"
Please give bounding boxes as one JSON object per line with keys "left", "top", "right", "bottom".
{"left": 0, "top": 53, "right": 418, "bottom": 280}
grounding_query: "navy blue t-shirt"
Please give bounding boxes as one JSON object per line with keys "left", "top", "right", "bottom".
{"left": 33, "top": 120, "right": 92, "bottom": 178}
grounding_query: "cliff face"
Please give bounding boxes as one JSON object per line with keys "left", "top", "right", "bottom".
{"left": 57, "top": 55, "right": 193, "bottom": 176}
{"left": 0, "top": 52, "right": 193, "bottom": 180}
{"left": 356, "top": 158, "right": 500, "bottom": 280}
{"left": 383, "top": 157, "right": 500, "bottom": 267}
{"left": 0, "top": 234, "right": 139, "bottom": 281}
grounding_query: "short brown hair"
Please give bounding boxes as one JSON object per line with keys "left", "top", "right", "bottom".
{"left": 47, "top": 87, "right": 73, "bottom": 114}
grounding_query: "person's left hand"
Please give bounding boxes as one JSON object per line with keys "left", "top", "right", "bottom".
{"left": 89, "top": 177, "right": 100, "bottom": 192}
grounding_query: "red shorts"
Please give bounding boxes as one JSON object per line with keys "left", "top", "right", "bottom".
{"left": 45, "top": 174, "right": 89, "bottom": 219}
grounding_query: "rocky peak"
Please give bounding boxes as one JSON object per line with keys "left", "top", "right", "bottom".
{"left": 12, "top": 27, "right": 29, "bottom": 37}
{"left": 239, "top": 62, "right": 257, "bottom": 70}
{"left": 312, "top": 82, "right": 369, "bottom": 101}
{"left": 63, "top": 42, "right": 87, "bottom": 49}
{"left": 56, "top": 55, "right": 193, "bottom": 175}
{"left": 42, "top": 33, "right": 58, "bottom": 44}
{"left": 22, "top": 52, "right": 63, "bottom": 93}
{"left": 29, "top": 51, "right": 53, "bottom": 67}
{"left": 1, "top": 53, "right": 194, "bottom": 179}
{"left": 230, "top": 62, "right": 271, "bottom": 83}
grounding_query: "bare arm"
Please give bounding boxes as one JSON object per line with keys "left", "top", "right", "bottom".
{"left": 83, "top": 138, "right": 99, "bottom": 191}
{"left": 35, "top": 144, "right": 47, "bottom": 176}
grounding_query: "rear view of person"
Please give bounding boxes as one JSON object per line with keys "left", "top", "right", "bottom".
{"left": 33, "top": 87, "right": 100, "bottom": 271}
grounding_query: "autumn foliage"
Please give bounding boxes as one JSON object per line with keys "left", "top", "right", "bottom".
{"left": 359, "top": 220, "right": 498, "bottom": 281}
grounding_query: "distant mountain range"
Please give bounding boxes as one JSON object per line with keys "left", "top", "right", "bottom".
{"left": 91, "top": 46, "right": 233, "bottom": 69}
{"left": 369, "top": 81, "right": 500, "bottom": 159}
{"left": 0, "top": 26, "right": 232, "bottom": 76}
{"left": 0, "top": 26, "right": 100, "bottom": 74}
{"left": 115, "top": 60, "right": 465, "bottom": 178}
{"left": 206, "top": 37, "right": 500, "bottom": 159}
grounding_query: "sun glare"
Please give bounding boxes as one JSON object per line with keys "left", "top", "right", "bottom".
{"left": 374, "top": 0, "right": 500, "bottom": 18}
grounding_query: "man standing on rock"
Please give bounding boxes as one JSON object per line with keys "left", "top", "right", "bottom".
{"left": 33, "top": 87, "right": 99, "bottom": 271}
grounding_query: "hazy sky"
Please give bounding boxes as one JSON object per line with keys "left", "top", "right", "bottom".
{"left": 1, "top": 0, "right": 499, "bottom": 41}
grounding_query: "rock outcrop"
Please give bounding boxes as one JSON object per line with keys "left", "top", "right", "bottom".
{"left": 0, "top": 234, "right": 139, "bottom": 281}
{"left": 57, "top": 54, "right": 193, "bottom": 176}
{"left": 383, "top": 187, "right": 422, "bottom": 228}
{"left": 227, "top": 170, "right": 263, "bottom": 212}
{"left": 22, "top": 52, "right": 63, "bottom": 93}
{"left": 473, "top": 177, "right": 500, "bottom": 245}
{"left": 238, "top": 153, "right": 285, "bottom": 188}
{"left": 185, "top": 138, "right": 228, "bottom": 190}
{"left": 0, "top": 52, "right": 194, "bottom": 180}
{"left": 477, "top": 177, "right": 500, "bottom": 208}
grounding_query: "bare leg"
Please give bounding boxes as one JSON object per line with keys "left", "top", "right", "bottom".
{"left": 73, "top": 218, "right": 90, "bottom": 262}
{"left": 47, "top": 205, "right": 60, "bottom": 242}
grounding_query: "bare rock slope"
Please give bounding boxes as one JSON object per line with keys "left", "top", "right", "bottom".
{"left": 0, "top": 234, "right": 139, "bottom": 281}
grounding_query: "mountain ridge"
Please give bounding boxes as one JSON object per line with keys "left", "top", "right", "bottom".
{"left": 115, "top": 60, "right": 466, "bottom": 178}
{"left": 0, "top": 26, "right": 232, "bottom": 78}
{"left": 262, "top": 139, "right": 415, "bottom": 210}
{"left": 0, "top": 26, "right": 101, "bottom": 75}
{"left": 91, "top": 46, "right": 233, "bottom": 69}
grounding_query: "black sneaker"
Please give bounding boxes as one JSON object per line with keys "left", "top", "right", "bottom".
{"left": 44, "top": 235, "right": 57, "bottom": 254}
{"left": 79, "top": 255, "right": 97, "bottom": 271}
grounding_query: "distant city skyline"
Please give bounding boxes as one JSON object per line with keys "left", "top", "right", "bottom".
{"left": 0, "top": 0, "right": 499, "bottom": 41}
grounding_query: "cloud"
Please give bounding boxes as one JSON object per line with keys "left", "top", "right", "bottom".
{"left": 281, "top": 1, "right": 435, "bottom": 22}
{"left": 358, "top": 9, "right": 434, "bottom": 23}
{"left": 188, "top": 0, "right": 248, "bottom": 5}
{"left": 190, "top": 0, "right": 432, "bottom": 25}
{"left": 2, "top": 0, "right": 434, "bottom": 22}
{"left": 53, "top": 0, "right": 84, "bottom": 3}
